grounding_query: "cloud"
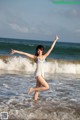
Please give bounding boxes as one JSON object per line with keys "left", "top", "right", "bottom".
{"left": 8, "top": 22, "right": 52, "bottom": 35}
{"left": 75, "top": 29, "right": 80, "bottom": 33}
{"left": 71, "top": 10, "right": 79, "bottom": 16}
{"left": 69, "top": 9, "right": 80, "bottom": 17}
{"left": 9, "top": 23, "right": 29, "bottom": 33}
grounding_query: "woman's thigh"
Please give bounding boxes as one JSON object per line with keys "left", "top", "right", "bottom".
{"left": 36, "top": 78, "right": 41, "bottom": 87}
{"left": 36, "top": 76, "right": 49, "bottom": 88}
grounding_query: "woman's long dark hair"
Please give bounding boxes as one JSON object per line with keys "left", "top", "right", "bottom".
{"left": 35, "top": 45, "right": 44, "bottom": 56}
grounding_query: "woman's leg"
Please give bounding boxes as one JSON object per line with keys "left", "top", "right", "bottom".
{"left": 28, "top": 76, "right": 49, "bottom": 94}
{"left": 34, "top": 79, "right": 41, "bottom": 101}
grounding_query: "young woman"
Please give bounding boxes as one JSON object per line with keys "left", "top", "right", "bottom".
{"left": 11, "top": 35, "right": 59, "bottom": 101}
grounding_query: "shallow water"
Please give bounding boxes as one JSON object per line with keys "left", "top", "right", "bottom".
{"left": 0, "top": 72, "right": 80, "bottom": 120}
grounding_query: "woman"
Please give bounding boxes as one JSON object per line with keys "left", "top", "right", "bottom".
{"left": 11, "top": 35, "right": 59, "bottom": 101}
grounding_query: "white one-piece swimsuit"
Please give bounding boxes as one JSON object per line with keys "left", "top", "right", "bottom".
{"left": 35, "top": 57, "right": 45, "bottom": 78}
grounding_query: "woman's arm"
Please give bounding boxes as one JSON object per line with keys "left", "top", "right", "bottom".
{"left": 11, "top": 49, "right": 36, "bottom": 60}
{"left": 43, "top": 35, "right": 59, "bottom": 59}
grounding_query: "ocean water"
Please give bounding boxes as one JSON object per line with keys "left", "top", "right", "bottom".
{"left": 0, "top": 37, "right": 80, "bottom": 120}
{"left": 0, "top": 37, "right": 80, "bottom": 60}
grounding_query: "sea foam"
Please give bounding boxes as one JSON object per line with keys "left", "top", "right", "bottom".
{"left": 0, "top": 56, "right": 80, "bottom": 74}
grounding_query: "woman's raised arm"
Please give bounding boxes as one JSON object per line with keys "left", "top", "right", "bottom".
{"left": 43, "top": 35, "right": 59, "bottom": 59}
{"left": 11, "top": 49, "right": 36, "bottom": 60}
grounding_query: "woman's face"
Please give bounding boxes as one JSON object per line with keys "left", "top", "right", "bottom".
{"left": 37, "top": 49, "right": 43, "bottom": 55}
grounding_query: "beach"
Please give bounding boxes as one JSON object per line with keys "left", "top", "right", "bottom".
{"left": 0, "top": 38, "right": 80, "bottom": 120}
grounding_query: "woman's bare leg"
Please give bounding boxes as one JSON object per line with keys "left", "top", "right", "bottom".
{"left": 34, "top": 79, "right": 41, "bottom": 101}
{"left": 28, "top": 76, "right": 49, "bottom": 94}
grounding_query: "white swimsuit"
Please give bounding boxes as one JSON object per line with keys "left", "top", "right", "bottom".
{"left": 35, "top": 57, "right": 45, "bottom": 78}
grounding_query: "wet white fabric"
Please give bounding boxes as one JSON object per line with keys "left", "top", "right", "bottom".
{"left": 35, "top": 58, "right": 45, "bottom": 78}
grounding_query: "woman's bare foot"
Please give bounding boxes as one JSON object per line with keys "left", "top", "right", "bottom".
{"left": 28, "top": 88, "right": 33, "bottom": 94}
{"left": 34, "top": 100, "right": 38, "bottom": 103}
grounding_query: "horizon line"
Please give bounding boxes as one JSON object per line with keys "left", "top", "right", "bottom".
{"left": 0, "top": 37, "right": 80, "bottom": 44}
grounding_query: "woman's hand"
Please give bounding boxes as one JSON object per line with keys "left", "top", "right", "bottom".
{"left": 55, "top": 35, "right": 59, "bottom": 41}
{"left": 11, "top": 49, "right": 16, "bottom": 54}
{"left": 44, "top": 35, "right": 59, "bottom": 58}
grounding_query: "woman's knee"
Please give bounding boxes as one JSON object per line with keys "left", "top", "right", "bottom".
{"left": 46, "top": 84, "right": 49, "bottom": 90}
{"left": 37, "top": 76, "right": 49, "bottom": 89}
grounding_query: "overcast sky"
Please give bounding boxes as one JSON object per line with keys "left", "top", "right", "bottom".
{"left": 0, "top": 0, "right": 80, "bottom": 43}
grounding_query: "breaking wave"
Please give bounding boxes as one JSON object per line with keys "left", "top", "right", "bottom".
{"left": 0, "top": 56, "right": 80, "bottom": 74}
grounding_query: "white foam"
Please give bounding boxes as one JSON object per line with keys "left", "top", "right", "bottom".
{"left": 3, "top": 83, "right": 9, "bottom": 89}
{"left": 45, "top": 60, "right": 80, "bottom": 74}
{"left": 0, "top": 57, "right": 35, "bottom": 72}
{"left": 0, "top": 57, "right": 80, "bottom": 74}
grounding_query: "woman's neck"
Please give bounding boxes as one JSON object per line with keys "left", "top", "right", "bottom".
{"left": 38, "top": 54, "right": 43, "bottom": 57}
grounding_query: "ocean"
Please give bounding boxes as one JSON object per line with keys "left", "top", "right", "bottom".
{"left": 0, "top": 37, "right": 80, "bottom": 120}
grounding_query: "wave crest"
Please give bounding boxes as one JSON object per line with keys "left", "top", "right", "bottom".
{"left": 0, "top": 56, "right": 80, "bottom": 74}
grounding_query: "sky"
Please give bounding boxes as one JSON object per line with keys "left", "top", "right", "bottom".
{"left": 0, "top": 0, "right": 80, "bottom": 43}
